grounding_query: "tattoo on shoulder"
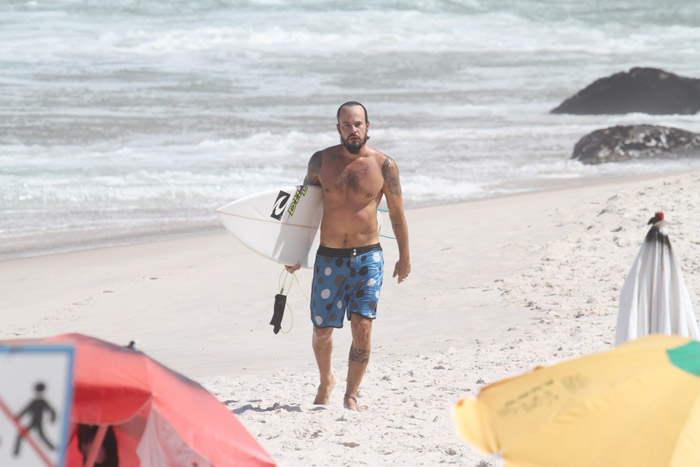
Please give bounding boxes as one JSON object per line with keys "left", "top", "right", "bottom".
{"left": 305, "top": 151, "right": 322, "bottom": 185}
{"left": 382, "top": 156, "right": 401, "bottom": 195}
{"left": 349, "top": 345, "right": 370, "bottom": 364}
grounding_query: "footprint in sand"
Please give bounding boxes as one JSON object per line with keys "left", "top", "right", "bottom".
{"left": 72, "top": 296, "right": 95, "bottom": 306}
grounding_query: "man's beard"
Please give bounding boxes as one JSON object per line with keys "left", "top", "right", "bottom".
{"left": 340, "top": 134, "right": 370, "bottom": 154}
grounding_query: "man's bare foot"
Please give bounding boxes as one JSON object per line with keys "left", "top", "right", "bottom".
{"left": 343, "top": 393, "right": 366, "bottom": 411}
{"left": 313, "top": 375, "right": 335, "bottom": 405}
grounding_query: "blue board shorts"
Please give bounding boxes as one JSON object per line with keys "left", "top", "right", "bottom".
{"left": 310, "top": 244, "right": 384, "bottom": 328}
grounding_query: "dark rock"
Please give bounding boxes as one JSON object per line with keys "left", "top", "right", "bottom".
{"left": 552, "top": 67, "right": 700, "bottom": 115}
{"left": 571, "top": 125, "right": 700, "bottom": 164}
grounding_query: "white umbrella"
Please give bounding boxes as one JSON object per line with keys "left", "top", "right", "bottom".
{"left": 616, "top": 211, "right": 700, "bottom": 345}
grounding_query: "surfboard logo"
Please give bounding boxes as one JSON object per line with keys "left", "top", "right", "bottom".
{"left": 287, "top": 185, "right": 309, "bottom": 216}
{"left": 270, "top": 190, "right": 291, "bottom": 220}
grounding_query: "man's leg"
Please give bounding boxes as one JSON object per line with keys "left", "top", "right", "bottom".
{"left": 312, "top": 326, "right": 335, "bottom": 404}
{"left": 344, "top": 315, "right": 372, "bottom": 410}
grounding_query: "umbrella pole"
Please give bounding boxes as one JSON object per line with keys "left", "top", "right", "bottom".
{"left": 84, "top": 425, "right": 108, "bottom": 467}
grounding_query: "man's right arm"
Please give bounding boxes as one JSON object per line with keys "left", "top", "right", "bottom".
{"left": 286, "top": 151, "right": 322, "bottom": 273}
{"left": 304, "top": 151, "right": 322, "bottom": 186}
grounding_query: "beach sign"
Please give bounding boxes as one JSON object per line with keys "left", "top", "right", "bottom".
{"left": 0, "top": 345, "right": 74, "bottom": 467}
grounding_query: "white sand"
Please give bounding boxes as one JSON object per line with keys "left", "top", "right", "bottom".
{"left": 2, "top": 169, "right": 699, "bottom": 466}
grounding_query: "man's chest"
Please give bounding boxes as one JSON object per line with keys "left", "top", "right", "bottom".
{"left": 320, "top": 159, "right": 383, "bottom": 196}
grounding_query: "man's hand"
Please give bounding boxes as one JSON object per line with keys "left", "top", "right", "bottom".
{"left": 392, "top": 258, "right": 411, "bottom": 283}
{"left": 285, "top": 262, "right": 301, "bottom": 274}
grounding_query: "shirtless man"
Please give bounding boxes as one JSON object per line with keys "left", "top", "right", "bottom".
{"left": 287, "top": 101, "right": 410, "bottom": 410}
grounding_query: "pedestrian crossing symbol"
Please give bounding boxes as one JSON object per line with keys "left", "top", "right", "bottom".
{"left": 0, "top": 345, "right": 74, "bottom": 467}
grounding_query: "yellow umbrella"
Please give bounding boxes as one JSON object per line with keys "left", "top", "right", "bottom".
{"left": 454, "top": 334, "right": 700, "bottom": 467}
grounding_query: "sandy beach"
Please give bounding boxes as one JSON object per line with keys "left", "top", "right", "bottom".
{"left": 2, "top": 169, "right": 700, "bottom": 466}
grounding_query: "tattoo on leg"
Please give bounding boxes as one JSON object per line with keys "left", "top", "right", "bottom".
{"left": 349, "top": 345, "right": 370, "bottom": 364}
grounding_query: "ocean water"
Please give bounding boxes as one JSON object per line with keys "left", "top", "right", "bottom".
{"left": 3, "top": 0, "right": 700, "bottom": 260}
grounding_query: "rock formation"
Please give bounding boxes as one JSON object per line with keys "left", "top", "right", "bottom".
{"left": 552, "top": 68, "right": 700, "bottom": 115}
{"left": 571, "top": 125, "right": 700, "bottom": 164}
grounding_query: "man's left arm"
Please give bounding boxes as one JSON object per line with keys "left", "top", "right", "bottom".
{"left": 382, "top": 156, "right": 411, "bottom": 283}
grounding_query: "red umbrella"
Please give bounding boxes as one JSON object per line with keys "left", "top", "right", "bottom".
{"left": 4, "top": 333, "right": 275, "bottom": 467}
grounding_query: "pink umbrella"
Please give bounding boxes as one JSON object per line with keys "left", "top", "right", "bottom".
{"left": 3, "top": 333, "right": 275, "bottom": 467}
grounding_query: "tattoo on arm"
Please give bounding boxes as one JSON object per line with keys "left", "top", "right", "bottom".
{"left": 304, "top": 151, "right": 322, "bottom": 185}
{"left": 382, "top": 156, "right": 401, "bottom": 195}
{"left": 349, "top": 345, "right": 370, "bottom": 364}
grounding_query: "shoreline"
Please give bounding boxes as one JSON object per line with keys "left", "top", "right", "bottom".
{"left": 3, "top": 168, "right": 700, "bottom": 465}
{"left": 3, "top": 168, "right": 695, "bottom": 264}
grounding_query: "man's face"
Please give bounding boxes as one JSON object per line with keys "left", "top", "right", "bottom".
{"left": 337, "top": 105, "right": 369, "bottom": 154}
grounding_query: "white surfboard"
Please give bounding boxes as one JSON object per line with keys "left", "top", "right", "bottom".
{"left": 216, "top": 185, "right": 384, "bottom": 269}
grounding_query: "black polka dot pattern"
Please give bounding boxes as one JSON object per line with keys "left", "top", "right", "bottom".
{"left": 309, "top": 248, "right": 384, "bottom": 328}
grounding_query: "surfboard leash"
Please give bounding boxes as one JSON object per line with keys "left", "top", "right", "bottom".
{"left": 271, "top": 268, "right": 309, "bottom": 335}
{"left": 378, "top": 208, "right": 396, "bottom": 240}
